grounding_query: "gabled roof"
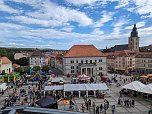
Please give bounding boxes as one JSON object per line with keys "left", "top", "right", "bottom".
{"left": 30, "top": 48, "right": 45, "bottom": 57}
{"left": 1, "top": 57, "right": 11, "bottom": 64}
{"left": 136, "top": 52, "right": 152, "bottom": 58}
{"left": 63, "top": 45, "right": 106, "bottom": 58}
{"left": 111, "top": 44, "right": 129, "bottom": 52}
{"left": 106, "top": 50, "right": 137, "bottom": 58}
{"left": 13, "top": 63, "right": 20, "bottom": 68}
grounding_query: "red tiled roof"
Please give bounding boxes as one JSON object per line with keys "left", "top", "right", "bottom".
{"left": 13, "top": 64, "right": 20, "bottom": 67}
{"left": 106, "top": 50, "right": 137, "bottom": 58}
{"left": 1, "top": 57, "right": 11, "bottom": 64}
{"left": 64, "top": 45, "right": 106, "bottom": 58}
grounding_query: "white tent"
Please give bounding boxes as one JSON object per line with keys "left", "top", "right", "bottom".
{"left": 138, "top": 83, "right": 152, "bottom": 94}
{"left": 44, "top": 85, "right": 64, "bottom": 91}
{"left": 0, "top": 83, "right": 8, "bottom": 91}
{"left": 122, "top": 81, "right": 145, "bottom": 91}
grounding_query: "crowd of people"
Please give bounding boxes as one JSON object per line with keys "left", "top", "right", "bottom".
{"left": 82, "top": 98, "right": 115, "bottom": 114}
{"left": 118, "top": 97, "right": 134, "bottom": 108}
{"left": 1, "top": 79, "right": 45, "bottom": 110}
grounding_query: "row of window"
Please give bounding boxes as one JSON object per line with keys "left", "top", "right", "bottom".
{"left": 70, "top": 66, "right": 102, "bottom": 70}
{"left": 70, "top": 59, "right": 102, "bottom": 64}
{"left": 31, "top": 57, "right": 42, "bottom": 60}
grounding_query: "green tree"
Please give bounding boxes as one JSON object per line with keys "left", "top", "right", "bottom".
{"left": 24, "top": 66, "right": 30, "bottom": 74}
{"left": 42, "top": 65, "right": 49, "bottom": 73}
{"left": 33, "top": 66, "right": 40, "bottom": 72}
{"left": 15, "top": 67, "right": 23, "bottom": 73}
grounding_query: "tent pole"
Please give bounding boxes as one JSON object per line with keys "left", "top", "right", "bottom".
{"left": 64, "top": 92, "right": 65, "bottom": 98}
{"left": 86, "top": 91, "right": 88, "bottom": 98}
{"left": 94, "top": 90, "right": 96, "bottom": 97}
{"left": 79, "top": 91, "right": 81, "bottom": 98}
{"left": 44, "top": 91, "right": 45, "bottom": 96}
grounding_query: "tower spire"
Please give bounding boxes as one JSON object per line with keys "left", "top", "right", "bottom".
{"left": 131, "top": 24, "right": 138, "bottom": 37}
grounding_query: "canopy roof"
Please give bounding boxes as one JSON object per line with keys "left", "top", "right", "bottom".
{"left": 64, "top": 83, "right": 109, "bottom": 92}
{"left": 122, "top": 81, "right": 145, "bottom": 91}
{"left": 44, "top": 83, "right": 109, "bottom": 92}
{"left": 138, "top": 83, "right": 152, "bottom": 94}
{"left": 45, "top": 85, "right": 64, "bottom": 91}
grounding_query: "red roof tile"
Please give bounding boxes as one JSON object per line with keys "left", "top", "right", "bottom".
{"left": 64, "top": 45, "right": 106, "bottom": 58}
{"left": 1, "top": 57, "right": 11, "bottom": 64}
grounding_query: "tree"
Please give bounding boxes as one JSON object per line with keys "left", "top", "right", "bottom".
{"left": 42, "top": 65, "right": 49, "bottom": 73}
{"left": 13, "top": 57, "right": 29, "bottom": 66}
{"left": 24, "top": 66, "right": 30, "bottom": 74}
{"left": 15, "top": 67, "right": 23, "bottom": 73}
{"left": 33, "top": 66, "right": 40, "bottom": 72}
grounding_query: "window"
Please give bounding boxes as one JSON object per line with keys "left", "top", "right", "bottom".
{"left": 71, "top": 70, "right": 74, "bottom": 73}
{"left": 99, "top": 59, "right": 102, "bottom": 62}
{"left": 71, "top": 66, "right": 74, "bottom": 69}
{"left": 40, "top": 61, "right": 41, "bottom": 63}
{"left": 70, "top": 60, "right": 74, "bottom": 63}
{"left": 76, "top": 66, "right": 79, "bottom": 69}
{"left": 77, "top": 70, "right": 79, "bottom": 73}
{"left": 86, "top": 60, "right": 88, "bottom": 63}
{"left": 35, "top": 61, "right": 36, "bottom": 63}
{"left": 90, "top": 60, "right": 92, "bottom": 63}
{"left": 99, "top": 67, "right": 102, "bottom": 70}
{"left": 81, "top": 60, "right": 83, "bottom": 63}
{"left": 76, "top": 60, "right": 78, "bottom": 63}
{"left": 95, "top": 60, "right": 97, "bottom": 63}
{"left": 35, "top": 58, "right": 36, "bottom": 59}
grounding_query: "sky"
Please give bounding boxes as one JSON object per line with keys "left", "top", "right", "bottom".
{"left": 0, "top": 0, "right": 152, "bottom": 50}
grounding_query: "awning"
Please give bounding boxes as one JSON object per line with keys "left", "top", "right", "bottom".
{"left": 45, "top": 85, "right": 64, "bottom": 91}
{"left": 138, "top": 84, "right": 152, "bottom": 94}
{"left": 122, "top": 81, "right": 145, "bottom": 91}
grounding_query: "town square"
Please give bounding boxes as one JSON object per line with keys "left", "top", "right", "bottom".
{"left": 0, "top": 0, "right": 152, "bottom": 114}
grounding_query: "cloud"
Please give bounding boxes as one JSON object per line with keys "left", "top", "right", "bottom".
{"left": 0, "top": 0, "right": 19, "bottom": 13}
{"left": 115, "top": 0, "right": 152, "bottom": 18}
{"left": 91, "top": 28, "right": 104, "bottom": 35}
{"left": 93, "top": 11, "right": 114, "bottom": 28}
{"left": 125, "top": 21, "right": 146, "bottom": 30}
{"left": 65, "top": 0, "right": 119, "bottom": 5}
{"left": 10, "top": 1, "right": 92, "bottom": 27}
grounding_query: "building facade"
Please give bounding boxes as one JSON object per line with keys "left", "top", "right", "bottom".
{"left": 107, "top": 50, "right": 136, "bottom": 74}
{"left": 128, "top": 24, "right": 140, "bottom": 51}
{"left": 135, "top": 53, "right": 152, "bottom": 75}
{"left": 0, "top": 57, "right": 2, "bottom": 73}
{"left": 1, "top": 57, "right": 12, "bottom": 74}
{"left": 63, "top": 45, "right": 107, "bottom": 76}
{"left": 29, "top": 49, "right": 46, "bottom": 67}
{"left": 14, "top": 53, "right": 29, "bottom": 60}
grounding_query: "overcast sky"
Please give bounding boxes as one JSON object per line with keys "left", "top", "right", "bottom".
{"left": 0, "top": 0, "right": 152, "bottom": 49}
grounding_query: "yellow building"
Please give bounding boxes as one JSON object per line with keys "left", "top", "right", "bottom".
{"left": 135, "top": 52, "right": 152, "bottom": 75}
{"left": 106, "top": 50, "right": 136, "bottom": 74}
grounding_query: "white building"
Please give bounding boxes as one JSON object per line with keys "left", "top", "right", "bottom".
{"left": 14, "top": 53, "right": 29, "bottom": 60}
{"left": 63, "top": 45, "right": 107, "bottom": 76}
{"left": 29, "top": 49, "right": 46, "bottom": 67}
{"left": 1, "top": 57, "right": 12, "bottom": 74}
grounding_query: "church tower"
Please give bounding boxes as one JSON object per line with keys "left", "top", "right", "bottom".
{"left": 128, "top": 24, "right": 140, "bottom": 51}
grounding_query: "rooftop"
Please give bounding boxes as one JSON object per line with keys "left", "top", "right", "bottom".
{"left": 30, "top": 48, "right": 45, "bottom": 57}
{"left": 136, "top": 52, "right": 152, "bottom": 58}
{"left": 64, "top": 45, "right": 106, "bottom": 58}
{"left": 1, "top": 57, "right": 11, "bottom": 64}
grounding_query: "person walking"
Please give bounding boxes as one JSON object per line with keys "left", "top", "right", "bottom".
{"left": 92, "top": 102, "right": 96, "bottom": 114}
{"left": 96, "top": 106, "right": 99, "bottom": 114}
{"left": 100, "top": 103, "right": 103, "bottom": 113}
{"left": 132, "top": 99, "right": 134, "bottom": 108}
{"left": 111, "top": 105, "right": 116, "bottom": 114}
